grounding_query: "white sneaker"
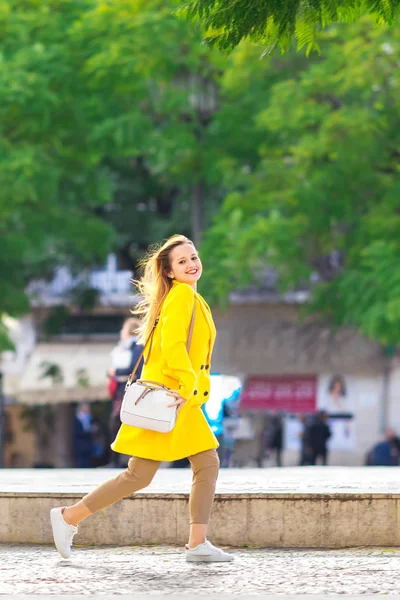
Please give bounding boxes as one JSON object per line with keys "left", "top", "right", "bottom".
{"left": 50, "top": 507, "right": 78, "bottom": 559}
{"left": 185, "top": 540, "right": 234, "bottom": 562}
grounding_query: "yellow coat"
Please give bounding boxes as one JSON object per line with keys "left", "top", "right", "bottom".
{"left": 111, "top": 280, "right": 219, "bottom": 461}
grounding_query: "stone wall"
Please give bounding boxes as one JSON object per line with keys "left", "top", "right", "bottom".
{"left": 212, "top": 302, "right": 384, "bottom": 376}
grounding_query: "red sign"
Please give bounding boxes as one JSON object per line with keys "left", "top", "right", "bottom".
{"left": 240, "top": 375, "right": 317, "bottom": 413}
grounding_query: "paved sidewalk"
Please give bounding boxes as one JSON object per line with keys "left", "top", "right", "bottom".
{"left": 1, "top": 544, "right": 400, "bottom": 595}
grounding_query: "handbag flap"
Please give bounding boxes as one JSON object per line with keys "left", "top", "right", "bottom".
{"left": 122, "top": 383, "right": 176, "bottom": 422}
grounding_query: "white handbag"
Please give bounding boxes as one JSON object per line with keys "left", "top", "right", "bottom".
{"left": 120, "top": 303, "right": 196, "bottom": 433}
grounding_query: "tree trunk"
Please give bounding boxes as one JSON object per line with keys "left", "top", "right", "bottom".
{"left": 192, "top": 182, "right": 203, "bottom": 247}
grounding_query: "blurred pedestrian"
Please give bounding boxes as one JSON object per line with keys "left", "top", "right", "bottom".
{"left": 221, "top": 404, "right": 236, "bottom": 467}
{"left": 50, "top": 234, "right": 233, "bottom": 563}
{"left": 269, "top": 414, "right": 283, "bottom": 467}
{"left": 256, "top": 414, "right": 283, "bottom": 467}
{"left": 298, "top": 414, "right": 313, "bottom": 466}
{"left": 256, "top": 413, "right": 269, "bottom": 467}
{"left": 91, "top": 416, "right": 108, "bottom": 467}
{"left": 73, "top": 403, "right": 93, "bottom": 468}
{"left": 385, "top": 428, "right": 400, "bottom": 463}
{"left": 308, "top": 411, "right": 331, "bottom": 466}
{"left": 107, "top": 317, "right": 144, "bottom": 467}
{"left": 366, "top": 428, "right": 400, "bottom": 466}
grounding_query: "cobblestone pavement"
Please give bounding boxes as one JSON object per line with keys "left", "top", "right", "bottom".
{"left": 1, "top": 545, "right": 400, "bottom": 596}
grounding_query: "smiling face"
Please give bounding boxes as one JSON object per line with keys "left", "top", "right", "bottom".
{"left": 167, "top": 242, "right": 202, "bottom": 288}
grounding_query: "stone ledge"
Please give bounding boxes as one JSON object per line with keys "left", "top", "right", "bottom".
{"left": 1, "top": 467, "right": 399, "bottom": 548}
{"left": 1, "top": 491, "right": 399, "bottom": 499}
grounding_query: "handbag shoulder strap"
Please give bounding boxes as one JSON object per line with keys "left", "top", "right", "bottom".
{"left": 187, "top": 300, "right": 196, "bottom": 352}
{"left": 126, "top": 298, "right": 196, "bottom": 387}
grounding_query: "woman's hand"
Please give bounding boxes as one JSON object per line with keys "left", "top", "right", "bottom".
{"left": 166, "top": 390, "right": 186, "bottom": 412}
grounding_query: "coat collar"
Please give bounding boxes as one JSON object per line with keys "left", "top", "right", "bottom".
{"left": 171, "top": 280, "right": 216, "bottom": 346}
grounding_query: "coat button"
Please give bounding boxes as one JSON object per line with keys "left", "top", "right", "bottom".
{"left": 204, "top": 391, "right": 209, "bottom": 396}
{"left": 200, "top": 365, "right": 204, "bottom": 370}
{"left": 205, "top": 365, "right": 209, "bottom": 370}
{"left": 193, "top": 390, "right": 198, "bottom": 395}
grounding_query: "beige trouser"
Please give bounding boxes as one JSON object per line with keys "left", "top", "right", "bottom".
{"left": 82, "top": 449, "right": 220, "bottom": 524}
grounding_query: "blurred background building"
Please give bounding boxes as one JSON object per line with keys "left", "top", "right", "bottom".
{"left": 1, "top": 253, "right": 397, "bottom": 468}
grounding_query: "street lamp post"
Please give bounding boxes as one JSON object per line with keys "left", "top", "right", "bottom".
{"left": 148, "top": 71, "right": 219, "bottom": 244}
{"left": 187, "top": 74, "right": 219, "bottom": 247}
{"left": 173, "top": 72, "right": 219, "bottom": 245}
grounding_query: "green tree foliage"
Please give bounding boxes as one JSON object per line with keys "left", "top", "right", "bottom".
{"left": 0, "top": 0, "right": 113, "bottom": 323}
{"left": 178, "top": 0, "right": 400, "bottom": 55}
{"left": 0, "top": 0, "right": 225, "bottom": 346}
{"left": 2, "top": 0, "right": 400, "bottom": 351}
{"left": 202, "top": 19, "right": 400, "bottom": 344}
{"left": 68, "top": 0, "right": 226, "bottom": 257}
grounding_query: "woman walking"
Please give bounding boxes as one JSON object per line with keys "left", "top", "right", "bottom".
{"left": 50, "top": 234, "right": 233, "bottom": 562}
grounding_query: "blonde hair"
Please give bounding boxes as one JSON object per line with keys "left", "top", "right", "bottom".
{"left": 132, "top": 234, "right": 195, "bottom": 345}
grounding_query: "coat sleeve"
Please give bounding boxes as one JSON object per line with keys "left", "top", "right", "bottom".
{"left": 160, "top": 284, "right": 196, "bottom": 401}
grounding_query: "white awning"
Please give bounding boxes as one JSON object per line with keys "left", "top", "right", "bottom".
{"left": 4, "top": 343, "right": 115, "bottom": 405}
